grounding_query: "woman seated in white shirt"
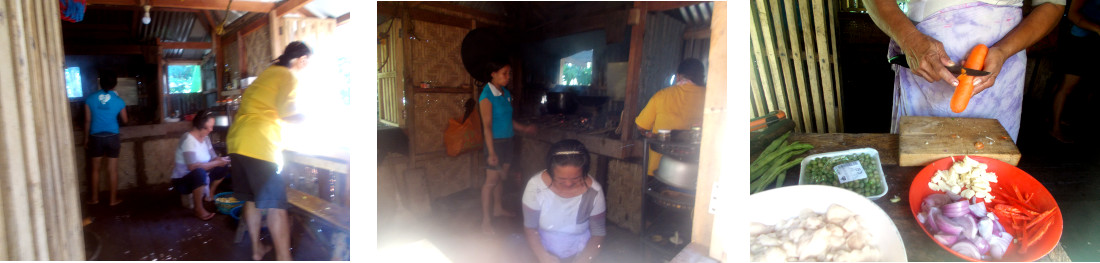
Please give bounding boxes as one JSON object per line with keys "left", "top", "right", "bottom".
{"left": 171, "top": 111, "right": 231, "bottom": 220}
{"left": 522, "top": 139, "right": 606, "bottom": 263}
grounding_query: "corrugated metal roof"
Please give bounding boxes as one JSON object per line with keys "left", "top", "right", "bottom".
{"left": 302, "top": 0, "right": 352, "bottom": 19}
{"left": 668, "top": 2, "right": 714, "bottom": 27}
{"left": 138, "top": 11, "right": 211, "bottom": 60}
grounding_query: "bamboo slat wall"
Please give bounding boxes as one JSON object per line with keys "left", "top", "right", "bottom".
{"left": 749, "top": 0, "right": 845, "bottom": 133}
{"left": 378, "top": 19, "right": 405, "bottom": 127}
{"left": 409, "top": 20, "right": 471, "bottom": 88}
{"left": 0, "top": 0, "right": 85, "bottom": 260}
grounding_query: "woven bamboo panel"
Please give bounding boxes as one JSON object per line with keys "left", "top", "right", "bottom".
{"left": 607, "top": 159, "right": 643, "bottom": 233}
{"left": 225, "top": 38, "right": 240, "bottom": 80}
{"left": 412, "top": 93, "right": 472, "bottom": 154}
{"left": 417, "top": 153, "right": 474, "bottom": 199}
{"left": 410, "top": 20, "right": 470, "bottom": 88}
{"left": 281, "top": 17, "right": 336, "bottom": 56}
{"left": 245, "top": 24, "right": 273, "bottom": 77}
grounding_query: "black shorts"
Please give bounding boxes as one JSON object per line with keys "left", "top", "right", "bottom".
{"left": 230, "top": 153, "right": 288, "bottom": 209}
{"left": 1059, "top": 32, "right": 1100, "bottom": 76}
{"left": 484, "top": 138, "right": 514, "bottom": 170}
{"left": 86, "top": 133, "right": 121, "bottom": 158}
{"left": 172, "top": 166, "right": 230, "bottom": 194}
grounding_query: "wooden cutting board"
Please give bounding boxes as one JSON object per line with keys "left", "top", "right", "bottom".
{"left": 898, "top": 116, "right": 1020, "bottom": 167}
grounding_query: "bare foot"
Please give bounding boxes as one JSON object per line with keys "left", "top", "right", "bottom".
{"left": 481, "top": 220, "right": 495, "bottom": 235}
{"left": 195, "top": 209, "right": 215, "bottom": 221}
{"left": 109, "top": 199, "right": 124, "bottom": 206}
{"left": 86, "top": 199, "right": 99, "bottom": 205}
{"left": 253, "top": 244, "right": 273, "bottom": 261}
{"left": 1050, "top": 130, "right": 1073, "bottom": 143}
{"left": 493, "top": 209, "right": 515, "bottom": 217}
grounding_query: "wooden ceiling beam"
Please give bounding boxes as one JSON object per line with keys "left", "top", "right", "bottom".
{"left": 87, "top": 0, "right": 275, "bottom": 13}
{"left": 273, "top": 0, "right": 313, "bottom": 17}
{"left": 336, "top": 12, "right": 350, "bottom": 26}
{"left": 156, "top": 40, "right": 212, "bottom": 49}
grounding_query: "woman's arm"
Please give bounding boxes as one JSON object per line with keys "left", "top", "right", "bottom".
{"left": 863, "top": 0, "right": 959, "bottom": 85}
{"left": 184, "top": 151, "right": 226, "bottom": 171}
{"left": 1068, "top": 0, "right": 1100, "bottom": 33}
{"left": 574, "top": 213, "right": 607, "bottom": 263}
{"left": 118, "top": 107, "right": 128, "bottom": 124}
{"left": 513, "top": 121, "right": 535, "bottom": 134}
{"left": 971, "top": 3, "right": 1065, "bottom": 94}
{"left": 479, "top": 99, "right": 498, "bottom": 163}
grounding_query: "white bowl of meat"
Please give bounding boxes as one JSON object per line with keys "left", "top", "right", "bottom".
{"left": 749, "top": 185, "right": 907, "bottom": 262}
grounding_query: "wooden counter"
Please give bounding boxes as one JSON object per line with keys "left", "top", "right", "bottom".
{"left": 779, "top": 133, "right": 1071, "bottom": 262}
{"left": 515, "top": 126, "right": 643, "bottom": 159}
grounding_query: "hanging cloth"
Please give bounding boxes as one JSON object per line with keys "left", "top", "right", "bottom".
{"left": 60, "top": 0, "right": 87, "bottom": 23}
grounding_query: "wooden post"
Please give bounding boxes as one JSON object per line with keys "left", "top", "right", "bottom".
{"left": 0, "top": 0, "right": 85, "bottom": 259}
{"left": 157, "top": 41, "right": 166, "bottom": 122}
{"left": 237, "top": 32, "right": 248, "bottom": 77}
{"left": 401, "top": 5, "right": 417, "bottom": 167}
{"left": 270, "top": 10, "right": 282, "bottom": 61}
{"left": 621, "top": 1, "right": 647, "bottom": 143}
{"left": 692, "top": 1, "right": 725, "bottom": 258}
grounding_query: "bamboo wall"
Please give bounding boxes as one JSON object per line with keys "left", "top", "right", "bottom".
{"left": 0, "top": 0, "right": 85, "bottom": 260}
{"left": 409, "top": 20, "right": 472, "bottom": 88}
{"left": 378, "top": 19, "right": 405, "bottom": 127}
{"left": 245, "top": 24, "right": 273, "bottom": 77}
{"left": 749, "top": 0, "right": 845, "bottom": 133}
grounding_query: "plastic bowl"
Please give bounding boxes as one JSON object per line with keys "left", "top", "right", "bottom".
{"left": 213, "top": 192, "right": 244, "bottom": 215}
{"left": 909, "top": 156, "right": 1062, "bottom": 262}
{"left": 798, "top": 148, "right": 888, "bottom": 200}
{"left": 749, "top": 185, "right": 908, "bottom": 261}
{"left": 229, "top": 206, "right": 242, "bottom": 220}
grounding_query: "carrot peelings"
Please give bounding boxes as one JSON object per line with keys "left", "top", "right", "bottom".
{"left": 950, "top": 44, "right": 988, "bottom": 113}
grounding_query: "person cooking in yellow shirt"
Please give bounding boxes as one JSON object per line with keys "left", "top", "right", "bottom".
{"left": 635, "top": 59, "right": 707, "bottom": 176}
{"left": 227, "top": 41, "right": 311, "bottom": 261}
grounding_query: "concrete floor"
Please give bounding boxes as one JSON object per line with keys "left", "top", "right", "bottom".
{"left": 80, "top": 183, "right": 334, "bottom": 261}
{"left": 378, "top": 182, "right": 651, "bottom": 263}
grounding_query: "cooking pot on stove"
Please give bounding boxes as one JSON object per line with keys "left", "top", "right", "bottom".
{"left": 545, "top": 92, "right": 578, "bottom": 115}
{"left": 655, "top": 156, "right": 698, "bottom": 190}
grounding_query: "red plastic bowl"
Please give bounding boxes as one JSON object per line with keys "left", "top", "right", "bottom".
{"left": 909, "top": 156, "right": 1062, "bottom": 262}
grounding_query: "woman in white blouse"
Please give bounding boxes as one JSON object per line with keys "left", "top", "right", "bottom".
{"left": 522, "top": 140, "right": 606, "bottom": 263}
{"left": 171, "top": 111, "right": 231, "bottom": 220}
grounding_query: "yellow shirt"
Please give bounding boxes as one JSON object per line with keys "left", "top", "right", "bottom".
{"left": 635, "top": 82, "right": 705, "bottom": 175}
{"left": 227, "top": 66, "right": 298, "bottom": 163}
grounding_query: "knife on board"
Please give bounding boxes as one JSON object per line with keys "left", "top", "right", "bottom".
{"left": 888, "top": 55, "right": 991, "bottom": 76}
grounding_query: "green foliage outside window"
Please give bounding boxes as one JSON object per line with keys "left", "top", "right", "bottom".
{"left": 168, "top": 65, "right": 203, "bottom": 94}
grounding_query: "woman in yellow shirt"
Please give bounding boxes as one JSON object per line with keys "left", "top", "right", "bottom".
{"left": 635, "top": 59, "right": 706, "bottom": 176}
{"left": 227, "top": 41, "right": 310, "bottom": 261}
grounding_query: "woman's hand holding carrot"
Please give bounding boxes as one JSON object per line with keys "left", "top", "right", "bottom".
{"left": 971, "top": 46, "right": 1009, "bottom": 96}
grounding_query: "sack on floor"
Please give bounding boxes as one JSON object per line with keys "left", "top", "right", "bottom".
{"left": 444, "top": 108, "right": 483, "bottom": 156}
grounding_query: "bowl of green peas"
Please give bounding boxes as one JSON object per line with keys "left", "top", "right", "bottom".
{"left": 798, "top": 148, "right": 888, "bottom": 200}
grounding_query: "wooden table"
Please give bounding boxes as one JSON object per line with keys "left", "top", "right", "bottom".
{"left": 779, "top": 133, "right": 1072, "bottom": 262}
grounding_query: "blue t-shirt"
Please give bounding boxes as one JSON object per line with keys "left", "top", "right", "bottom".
{"left": 85, "top": 90, "right": 126, "bottom": 135}
{"left": 478, "top": 84, "right": 514, "bottom": 139}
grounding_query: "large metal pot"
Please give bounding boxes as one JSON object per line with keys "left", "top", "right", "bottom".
{"left": 545, "top": 92, "right": 578, "bottom": 114}
{"left": 655, "top": 156, "right": 698, "bottom": 190}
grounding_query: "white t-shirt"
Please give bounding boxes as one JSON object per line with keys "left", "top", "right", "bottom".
{"left": 172, "top": 132, "right": 215, "bottom": 179}
{"left": 521, "top": 172, "right": 606, "bottom": 235}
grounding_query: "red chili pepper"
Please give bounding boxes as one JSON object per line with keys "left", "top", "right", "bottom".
{"left": 1023, "top": 218, "right": 1055, "bottom": 252}
{"left": 1024, "top": 208, "right": 1057, "bottom": 229}
{"left": 1013, "top": 185, "right": 1024, "bottom": 200}
{"left": 994, "top": 191, "right": 1038, "bottom": 212}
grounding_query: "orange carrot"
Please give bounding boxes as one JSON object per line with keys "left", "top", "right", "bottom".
{"left": 950, "top": 44, "right": 988, "bottom": 113}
